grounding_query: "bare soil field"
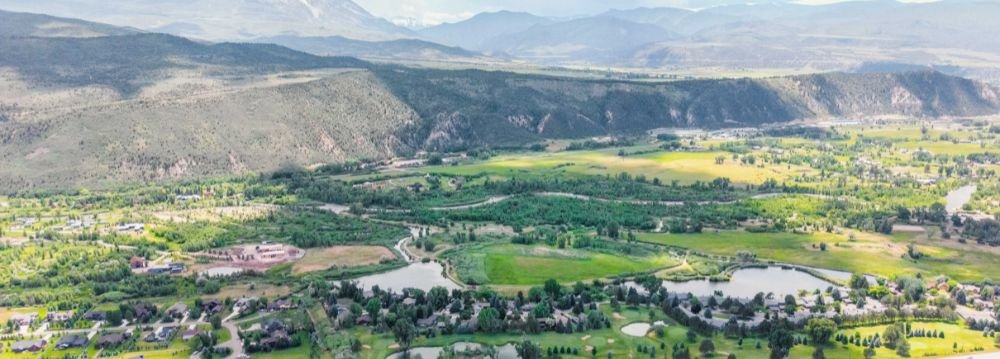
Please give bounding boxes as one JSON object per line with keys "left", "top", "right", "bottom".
{"left": 206, "top": 283, "right": 290, "bottom": 300}
{"left": 292, "top": 245, "right": 395, "bottom": 274}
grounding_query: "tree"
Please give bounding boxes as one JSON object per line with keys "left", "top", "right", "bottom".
{"left": 849, "top": 273, "right": 870, "bottom": 290}
{"left": 699, "top": 339, "right": 715, "bottom": 356}
{"left": 672, "top": 346, "right": 691, "bottom": 359}
{"left": 428, "top": 286, "right": 450, "bottom": 310}
{"left": 210, "top": 314, "right": 222, "bottom": 330}
{"left": 727, "top": 354, "right": 737, "bottom": 359}
{"left": 805, "top": 318, "right": 837, "bottom": 345}
{"left": 427, "top": 154, "right": 444, "bottom": 165}
{"left": 811, "top": 347, "right": 825, "bottom": 359}
{"left": 883, "top": 322, "right": 906, "bottom": 350}
{"left": 863, "top": 347, "right": 876, "bottom": 359}
{"left": 516, "top": 341, "right": 543, "bottom": 359}
{"left": 544, "top": 279, "right": 562, "bottom": 298}
{"left": 365, "top": 298, "right": 382, "bottom": 321}
{"left": 392, "top": 318, "right": 416, "bottom": 350}
{"left": 477, "top": 307, "right": 502, "bottom": 333}
{"left": 896, "top": 338, "right": 911, "bottom": 357}
{"left": 769, "top": 327, "right": 795, "bottom": 359}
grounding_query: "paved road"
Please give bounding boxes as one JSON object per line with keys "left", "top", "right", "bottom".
{"left": 942, "top": 353, "right": 1000, "bottom": 359}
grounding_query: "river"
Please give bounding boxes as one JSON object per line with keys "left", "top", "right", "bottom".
{"left": 945, "top": 185, "right": 977, "bottom": 213}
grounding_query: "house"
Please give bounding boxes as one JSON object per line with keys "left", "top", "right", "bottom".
{"left": 56, "top": 335, "right": 89, "bottom": 350}
{"left": 166, "top": 302, "right": 188, "bottom": 319}
{"left": 47, "top": 311, "right": 74, "bottom": 322}
{"left": 145, "top": 327, "right": 176, "bottom": 342}
{"left": 266, "top": 298, "right": 297, "bottom": 312}
{"left": 97, "top": 333, "right": 128, "bottom": 348}
{"left": 168, "top": 262, "right": 186, "bottom": 273}
{"left": 182, "top": 330, "right": 204, "bottom": 341}
{"left": 11, "top": 313, "right": 37, "bottom": 326}
{"left": 263, "top": 318, "right": 287, "bottom": 334}
{"left": 355, "top": 314, "right": 372, "bottom": 326}
{"left": 235, "top": 297, "right": 259, "bottom": 312}
{"left": 130, "top": 256, "right": 147, "bottom": 269}
{"left": 84, "top": 311, "right": 107, "bottom": 321}
{"left": 117, "top": 223, "right": 145, "bottom": 232}
{"left": 416, "top": 315, "right": 439, "bottom": 328}
{"left": 259, "top": 330, "right": 291, "bottom": 350}
{"left": 203, "top": 299, "right": 224, "bottom": 315}
{"left": 133, "top": 303, "right": 157, "bottom": 323}
{"left": 11, "top": 339, "right": 46, "bottom": 353}
{"left": 402, "top": 298, "right": 417, "bottom": 306}
{"left": 175, "top": 194, "right": 201, "bottom": 201}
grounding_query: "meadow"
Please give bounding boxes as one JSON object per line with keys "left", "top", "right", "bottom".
{"left": 447, "top": 243, "right": 680, "bottom": 286}
{"left": 420, "top": 147, "right": 816, "bottom": 186}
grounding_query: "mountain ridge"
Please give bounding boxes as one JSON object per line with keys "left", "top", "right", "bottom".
{"left": 1, "top": 11, "right": 998, "bottom": 190}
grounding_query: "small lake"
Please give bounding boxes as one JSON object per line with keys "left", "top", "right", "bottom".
{"left": 662, "top": 266, "right": 837, "bottom": 298}
{"left": 945, "top": 185, "right": 977, "bottom": 213}
{"left": 355, "top": 261, "right": 460, "bottom": 292}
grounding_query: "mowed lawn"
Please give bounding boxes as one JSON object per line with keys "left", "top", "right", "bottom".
{"left": 836, "top": 322, "right": 997, "bottom": 358}
{"left": 361, "top": 301, "right": 997, "bottom": 359}
{"left": 638, "top": 230, "right": 1000, "bottom": 282}
{"left": 457, "top": 244, "right": 679, "bottom": 285}
{"left": 422, "top": 148, "right": 814, "bottom": 185}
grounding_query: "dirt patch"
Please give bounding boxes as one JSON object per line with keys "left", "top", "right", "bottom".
{"left": 0, "top": 237, "right": 30, "bottom": 246}
{"left": 581, "top": 335, "right": 591, "bottom": 341}
{"left": 612, "top": 313, "right": 625, "bottom": 320}
{"left": 193, "top": 243, "right": 305, "bottom": 274}
{"left": 293, "top": 246, "right": 395, "bottom": 274}
{"left": 206, "top": 283, "right": 289, "bottom": 300}
{"left": 893, "top": 224, "right": 926, "bottom": 233}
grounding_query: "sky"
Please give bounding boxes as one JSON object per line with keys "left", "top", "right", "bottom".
{"left": 354, "top": 0, "right": 936, "bottom": 26}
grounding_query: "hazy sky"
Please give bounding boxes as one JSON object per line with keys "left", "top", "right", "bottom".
{"left": 354, "top": 0, "right": 936, "bottom": 25}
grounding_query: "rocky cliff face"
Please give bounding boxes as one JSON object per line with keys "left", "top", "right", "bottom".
{"left": 378, "top": 68, "right": 1000, "bottom": 151}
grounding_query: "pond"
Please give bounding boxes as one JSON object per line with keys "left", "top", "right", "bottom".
{"left": 945, "top": 185, "right": 977, "bottom": 213}
{"left": 662, "top": 266, "right": 838, "bottom": 298}
{"left": 355, "top": 261, "right": 460, "bottom": 292}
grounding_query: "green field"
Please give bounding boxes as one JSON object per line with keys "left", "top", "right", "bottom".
{"left": 449, "top": 244, "right": 679, "bottom": 286}
{"left": 421, "top": 147, "right": 815, "bottom": 186}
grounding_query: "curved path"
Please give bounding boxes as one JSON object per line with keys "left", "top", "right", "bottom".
{"left": 425, "top": 192, "right": 788, "bottom": 211}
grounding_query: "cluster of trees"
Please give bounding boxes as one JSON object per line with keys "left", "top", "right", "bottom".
{"left": 963, "top": 218, "right": 1000, "bottom": 246}
{"left": 152, "top": 208, "right": 408, "bottom": 251}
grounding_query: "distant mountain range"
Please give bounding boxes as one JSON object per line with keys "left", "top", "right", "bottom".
{"left": 3, "top": 0, "right": 1000, "bottom": 81}
{"left": 1, "top": 10, "right": 998, "bottom": 190}
{"left": 0, "top": 0, "right": 415, "bottom": 41}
